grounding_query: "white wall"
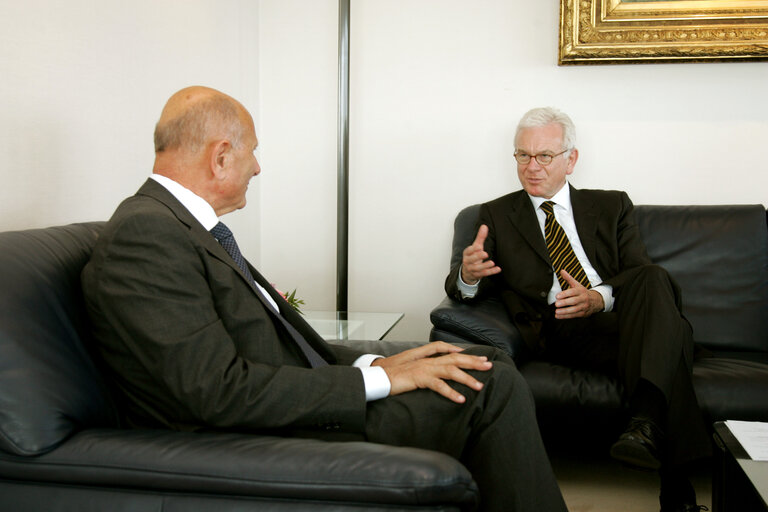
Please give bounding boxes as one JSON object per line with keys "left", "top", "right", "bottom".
{"left": 0, "top": 0, "right": 262, "bottom": 257}
{"left": 3, "top": 0, "right": 767, "bottom": 342}
{"left": 257, "top": 0, "right": 340, "bottom": 304}
{"left": 257, "top": 0, "right": 768, "bottom": 341}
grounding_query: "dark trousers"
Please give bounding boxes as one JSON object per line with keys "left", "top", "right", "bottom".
{"left": 541, "top": 264, "right": 711, "bottom": 466}
{"left": 365, "top": 345, "right": 567, "bottom": 512}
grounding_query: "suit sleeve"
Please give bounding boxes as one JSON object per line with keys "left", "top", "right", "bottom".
{"left": 83, "top": 213, "right": 367, "bottom": 433}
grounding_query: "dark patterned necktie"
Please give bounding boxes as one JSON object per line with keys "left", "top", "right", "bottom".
{"left": 210, "top": 222, "right": 328, "bottom": 368}
{"left": 540, "top": 201, "right": 591, "bottom": 290}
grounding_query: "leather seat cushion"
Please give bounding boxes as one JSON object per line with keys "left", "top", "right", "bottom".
{"left": 520, "top": 356, "right": 768, "bottom": 426}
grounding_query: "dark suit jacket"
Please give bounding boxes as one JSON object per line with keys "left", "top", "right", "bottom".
{"left": 82, "top": 179, "right": 368, "bottom": 434}
{"left": 445, "top": 185, "right": 655, "bottom": 352}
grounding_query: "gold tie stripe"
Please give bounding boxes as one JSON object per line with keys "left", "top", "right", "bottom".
{"left": 540, "top": 201, "right": 591, "bottom": 290}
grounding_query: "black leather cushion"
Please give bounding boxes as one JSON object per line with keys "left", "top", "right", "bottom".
{"left": 0, "top": 223, "right": 119, "bottom": 456}
{"left": 635, "top": 205, "right": 768, "bottom": 352}
{"left": 521, "top": 356, "right": 768, "bottom": 426}
{"left": 429, "top": 296, "right": 528, "bottom": 358}
{"left": 693, "top": 357, "right": 768, "bottom": 422}
{"left": 0, "top": 483, "right": 468, "bottom": 512}
{"left": 520, "top": 361, "right": 626, "bottom": 442}
{"left": 0, "top": 429, "right": 478, "bottom": 508}
{"left": 520, "top": 360, "right": 623, "bottom": 412}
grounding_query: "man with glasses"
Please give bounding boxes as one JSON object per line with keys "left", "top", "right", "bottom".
{"left": 445, "top": 107, "right": 710, "bottom": 512}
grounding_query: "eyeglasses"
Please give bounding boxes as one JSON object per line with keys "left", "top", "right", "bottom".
{"left": 514, "top": 149, "right": 569, "bottom": 166}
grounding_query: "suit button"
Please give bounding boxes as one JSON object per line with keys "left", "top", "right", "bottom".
{"left": 539, "top": 291, "right": 547, "bottom": 298}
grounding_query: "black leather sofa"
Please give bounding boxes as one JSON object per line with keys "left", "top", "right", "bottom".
{"left": 430, "top": 204, "right": 768, "bottom": 442}
{"left": 0, "top": 223, "right": 478, "bottom": 512}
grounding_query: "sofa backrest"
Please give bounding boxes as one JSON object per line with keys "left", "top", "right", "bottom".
{"left": 0, "top": 222, "right": 119, "bottom": 456}
{"left": 450, "top": 203, "right": 768, "bottom": 353}
{"left": 634, "top": 205, "right": 768, "bottom": 352}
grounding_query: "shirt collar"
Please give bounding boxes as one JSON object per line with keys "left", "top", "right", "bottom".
{"left": 149, "top": 174, "right": 219, "bottom": 230}
{"left": 527, "top": 182, "right": 572, "bottom": 214}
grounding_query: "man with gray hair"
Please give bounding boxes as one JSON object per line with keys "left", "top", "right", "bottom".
{"left": 446, "top": 107, "right": 710, "bottom": 512}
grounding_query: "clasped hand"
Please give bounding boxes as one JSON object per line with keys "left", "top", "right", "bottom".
{"left": 553, "top": 270, "right": 604, "bottom": 320}
{"left": 371, "top": 342, "right": 492, "bottom": 404}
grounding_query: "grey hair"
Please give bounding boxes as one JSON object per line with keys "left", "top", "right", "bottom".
{"left": 515, "top": 107, "right": 576, "bottom": 152}
{"left": 154, "top": 95, "right": 244, "bottom": 153}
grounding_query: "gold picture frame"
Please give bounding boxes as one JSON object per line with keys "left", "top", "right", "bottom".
{"left": 559, "top": 0, "right": 768, "bottom": 64}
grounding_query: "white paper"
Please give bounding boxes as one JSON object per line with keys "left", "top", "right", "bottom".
{"left": 725, "top": 420, "right": 768, "bottom": 461}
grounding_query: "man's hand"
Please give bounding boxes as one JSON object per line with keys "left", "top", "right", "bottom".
{"left": 553, "top": 270, "right": 604, "bottom": 320}
{"left": 461, "top": 225, "right": 502, "bottom": 285}
{"left": 371, "top": 341, "right": 493, "bottom": 404}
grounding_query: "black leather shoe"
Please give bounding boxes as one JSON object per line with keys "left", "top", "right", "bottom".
{"left": 610, "top": 416, "right": 663, "bottom": 470}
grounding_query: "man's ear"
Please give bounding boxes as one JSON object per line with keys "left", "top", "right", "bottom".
{"left": 210, "top": 139, "right": 232, "bottom": 179}
{"left": 565, "top": 148, "right": 579, "bottom": 175}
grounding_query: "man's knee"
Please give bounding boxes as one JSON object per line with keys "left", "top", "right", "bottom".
{"left": 452, "top": 345, "right": 530, "bottom": 407}
{"left": 471, "top": 351, "right": 531, "bottom": 406}
{"left": 462, "top": 344, "right": 515, "bottom": 365}
{"left": 618, "top": 264, "right": 678, "bottom": 300}
{"left": 623, "top": 263, "right": 665, "bottom": 283}
{"left": 641, "top": 264, "right": 671, "bottom": 281}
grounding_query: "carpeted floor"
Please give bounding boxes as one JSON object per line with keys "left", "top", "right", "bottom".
{"left": 551, "top": 451, "right": 712, "bottom": 512}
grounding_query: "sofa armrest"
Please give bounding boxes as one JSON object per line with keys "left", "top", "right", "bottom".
{"left": 0, "top": 428, "right": 478, "bottom": 508}
{"left": 429, "top": 296, "right": 528, "bottom": 360}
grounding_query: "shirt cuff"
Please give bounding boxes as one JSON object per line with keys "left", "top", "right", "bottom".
{"left": 593, "top": 284, "right": 614, "bottom": 312}
{"left": 353, "top": 354, "right": 391, "bottom": 402}
{"left": 457, "top": 266, "right": 480, "bottom": 298}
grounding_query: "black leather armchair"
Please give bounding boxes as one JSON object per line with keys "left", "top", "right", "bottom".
{"left": 0, "top": 223, "right": 479, "bottom": 511}
{"left": 430, "top": 204, "right": 768, "bottom": 440}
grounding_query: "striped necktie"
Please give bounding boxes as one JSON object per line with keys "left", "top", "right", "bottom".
{"left": 540, "top": 201, "right": 591, "bottom": 290}
{"left": 210, "top": 222, "right": 328, "bottom": 368}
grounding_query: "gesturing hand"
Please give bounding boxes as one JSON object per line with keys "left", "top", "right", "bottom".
{"left": 553, "top": 270, "right": 604, "bottom": 320}
{"left": 461, "top": 225, "right": 502, "bottom": 285}
{"left": 371, "top": 341, "right": 493, "bottom": 404}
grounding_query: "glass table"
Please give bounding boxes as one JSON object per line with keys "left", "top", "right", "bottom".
{"left": 303, "top": 311, "right": 404, "bottom": 341}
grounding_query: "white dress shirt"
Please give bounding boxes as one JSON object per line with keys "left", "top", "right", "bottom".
{"left": 149, "top": 174, "right": 391, "bottom": 400}
{"left": 458, "top": 183, "right": 614, "bottom": 312}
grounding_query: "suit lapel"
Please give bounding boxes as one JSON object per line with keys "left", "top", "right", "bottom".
{"left": 136, "top": 179, "right": 256, "bottom": 289}
{"left": 569, "top": 185, "right": 600, "bottom": 266}
{"left": 569, "top": 186, "right": 600, "bottom": 268}
{"left": 505, "top": 191, "right": 551, "bottom": 266}
{"left": 135, "top": 179, "right": 334, "bottom": 360}
{"left": 246, "top": 262, "right": 335, "bottom": 359}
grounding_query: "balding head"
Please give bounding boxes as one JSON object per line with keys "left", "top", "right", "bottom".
{"left": 154, "top": 86, "right": 247, "bottom": 155}
{"left": 152, "top": 86, "right": 261, "bottom": 217}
